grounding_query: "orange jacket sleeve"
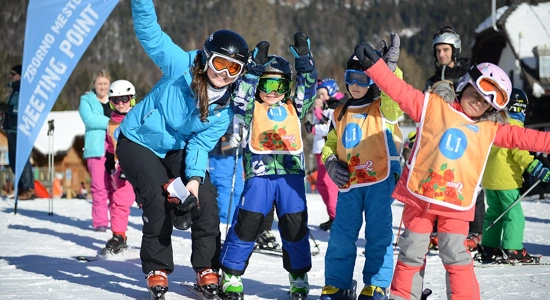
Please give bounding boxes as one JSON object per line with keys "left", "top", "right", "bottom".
{"left": 365, "top": 60, "right": 425, "bottom": 122}
{"left": 494, "top": 124, "right": 550, "bottom": 153}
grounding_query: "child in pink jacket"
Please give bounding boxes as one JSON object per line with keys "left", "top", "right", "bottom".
{"left": 353, "top": 36, "right": 550, "bottom": 300}
{"left": 102, "top": 79, "right": 137, "bottom": 254}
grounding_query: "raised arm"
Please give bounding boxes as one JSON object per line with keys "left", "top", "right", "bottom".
{"left": 131, "top": 0, "right": 190, "bottom": 78}
{"left": 289, "top": 32, "right": 317, "bottom": 119}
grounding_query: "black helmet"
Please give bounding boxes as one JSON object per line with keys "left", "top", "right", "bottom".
{"left": 263, "top": 55, "right": 292, "bottom": 80}
{"left": 508, "top": 88, "right": 529, "bottom": 114}
{"left": 432, "top": 25, "right": 461, "bottom": 61}
{"left": 202, "top": 30, "right": 249, "bottom": 65}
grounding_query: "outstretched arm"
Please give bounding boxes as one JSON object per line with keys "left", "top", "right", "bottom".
{"left": 494, "top": 124, "right": 550, "bottom": 153}
{"left": 131, "top": 0, "right": 191, "bottom": 78}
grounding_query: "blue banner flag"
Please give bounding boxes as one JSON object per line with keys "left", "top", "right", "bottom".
{"left": 15, "top": 0, "right": 118, "bottom": 202}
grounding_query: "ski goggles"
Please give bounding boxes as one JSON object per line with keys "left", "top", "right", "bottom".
{"left": 468, "top": 65, "right": 508, "bottom": 109}
{"left": 208, "top": 53, "right": 245, "bottom": 78}
{"left": 109, "top": 95, "right": 133, "bottom": 104}
{"left": 258, "top": 77, "right": 291, "bottom": 94}
{"left": 433, "top": 25, "right": 457, "bottom": 38}
{"left": 344, "top": 70, "right": 374, "bottom": 87}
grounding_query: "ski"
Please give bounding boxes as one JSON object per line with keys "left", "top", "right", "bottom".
{"left": 180, "top": 282, "right": 221, "bottom": 300}
{"left": 253, "top": 247, "right": 283, "bottom": 257}
{"left": 75, "top": 255, "right": 101, "bottom": 262}
{"left": 474, "top": 255, "right": 550, "bottom": 267}
{"left": 288, "top": 291, "right": 307, "bottom": 299}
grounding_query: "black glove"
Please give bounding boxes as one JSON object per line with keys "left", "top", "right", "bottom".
{"left": 170, "top": 207, "right": 195, "bottom": 230}
{"left": 378, "top": 32, "right": 400, "bottom": 72}
{"left": 162, "top": 178, "right": 199, "bottom": 212}
{"left": 247, "top": 41, "right": 273, "bottom": 76}
{"left": 324, "top": 154, "right": 350, "bottom": 187}
{"left": 104, "top": 152, "right": 115, "bottom": 175}
{"left": 354, "top": 42, "right": 381, "bottom": 70}
{"left": 290, "top": 32, "right": 315, "bottom": 73}
{"left": 304, "top": 121, "right": 314, "bottom": 134}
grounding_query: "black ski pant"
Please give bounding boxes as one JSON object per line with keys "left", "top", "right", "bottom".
{"left": 117, "top": 134, "right": 221, "bottom": 275}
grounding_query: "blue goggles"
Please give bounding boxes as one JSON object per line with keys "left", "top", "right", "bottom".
{"left": 344, "top": 70, "right": 374, "bottom": 87}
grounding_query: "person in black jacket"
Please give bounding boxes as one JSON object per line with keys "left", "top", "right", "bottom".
{"left": 2, "top": 65, "right": 35, "bottom": 200}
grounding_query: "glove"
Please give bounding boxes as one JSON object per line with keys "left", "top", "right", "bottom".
{"left": 324, "top": 154, "right": 350, "bottom": 187}
{"left": 527, "top": 159, "right": 550, "bottom": 182}
{"left": 104, "top": 152, "right": 115, "bottom": 175}
{"left": 290, "top": 32, "right": 315, "bottom": 73}
{"left": 247, "top": 41, "right": 273, "bottom": 76}
{"left": 378, "top": 32, "right": 400, "bottom": 72}
{"left": 354, "top": 42, "right": 381, "bottom": 70}
{"left": 304, "top": 121, "right": 315, "bottom": 134}
{"left": 229, "top": 133, "right": 242, "bottom": 148}
{"left": 162, "top": 177, "right": 199, "bottom": 212}
{"left": 431, "top": 80, "right": 456, "bottom": 102}
{"left": 170, "top": 206, "right": 195, "bottom": 231}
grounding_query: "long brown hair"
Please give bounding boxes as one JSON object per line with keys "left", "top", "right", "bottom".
{"left": 191, "top": 54, "right": 210, "bottom": 122}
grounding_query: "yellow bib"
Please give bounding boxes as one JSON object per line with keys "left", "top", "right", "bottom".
{"left": 333, "top": 98, "right": 402, "bottom": 191}
{"left": 249, "top": 99, "right": 303, "bottom": 155}
{"left": 407, "top": 94, "right": 498, "bottom": 210}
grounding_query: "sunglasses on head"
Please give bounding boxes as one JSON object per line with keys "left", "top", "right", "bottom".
{"left": 344, "top": 70, "right": 373, "bottom": 87}
{"left": 258, "top": 77, "right": 291, "bottom": 95}
{"left": 109, "top": 95, "right": 132, "bottom": 104}
{"left": 468, "top": 65, "right": 508, "bottom": 109}
{"left": 208, "top": 53, "right": 245, "bottom": 78}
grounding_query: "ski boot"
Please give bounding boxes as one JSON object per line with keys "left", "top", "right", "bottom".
{"left": 465, "top": 232, "right": 482, "bottom": 252}
{"left": 476, "top": 245, "right": 502, "bottom": 263}
{"left": 196, "top": 268, "right": 221, "bottom": 299}
{"left": 221, "top": 272, "right": 244, "bottom": 299}
{"left": 255, "top": 230, "right": 281, "bottom": 251}
{"left": 101, "top": 233, "right": 127, "bottom": 255}
{"left": 320, "top": 280, "right": 357, "bottom": 300}
{"left": 501, "top": 248, "right": 535, "bottom": 263}
{"left": 146, "top": 270, "right": 168, "bottom": 300}
{"left": 428, "top": 232, "right": 438, "bottom": 251}
{"left": 319, "top": 219, "right": 334, "bottom": 231}
{"left": 289, "top": 273, "right": 309, "bottom": 299}
{"left": 358, "top": 285, "right": 387, "bottom": 300}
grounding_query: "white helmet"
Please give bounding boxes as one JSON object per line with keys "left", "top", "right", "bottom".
{"left": 432, "top": 26, "right": 461, "bottom": 60}
{"left": 109, "top": 80, "right": 135, "bottom": 98}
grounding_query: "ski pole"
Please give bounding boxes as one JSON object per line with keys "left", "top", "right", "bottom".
{"left": 393, "top": 210, "right": 404, "bottom": 253}
{"left": 225, "top": 124, "right": 244, "bottom": 236}
{"left": 309, "top": 231, "right": 321, "bottom": 254}
{"left": 486, "top": 180, "right": 541, "bottom": 231}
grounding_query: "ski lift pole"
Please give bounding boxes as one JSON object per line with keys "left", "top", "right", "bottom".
{"left": 486, "top": 180, "right": 541, "bottom": 231}
{"left": 225, "top": 124, "right": 244, "bottom": 236}
{"left": 47, "top": 120, "right": 54, "bottom": 216}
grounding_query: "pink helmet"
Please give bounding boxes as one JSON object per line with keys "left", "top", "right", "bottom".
{"left": 456, "top": 62, "right": 512, "bottom": 110}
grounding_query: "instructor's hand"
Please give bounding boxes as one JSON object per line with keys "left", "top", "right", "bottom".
{"left": 186, "top": 179, "right": 200, "bottom": 200}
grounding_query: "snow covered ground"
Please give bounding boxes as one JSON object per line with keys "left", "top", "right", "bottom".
{"left": 1, "top": 193, "right": 550, "bottom": 299}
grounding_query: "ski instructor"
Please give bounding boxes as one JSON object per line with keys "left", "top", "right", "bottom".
{"left": 117, "top": 0, "right": 248, "bottom": 299}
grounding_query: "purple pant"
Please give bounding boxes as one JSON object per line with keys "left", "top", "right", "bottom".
{"left": 110, "top": 167, "right": 135, "bottom": 233}
{"left": 87, "top": 157, "right": 114, "bottom": 229}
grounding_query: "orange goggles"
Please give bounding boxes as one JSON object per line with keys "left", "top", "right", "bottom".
{"left": 468, "top": 66, "right": 508, "bottom": 109}
{"left": 208, "top": 53, "right": 244, "bottom": 78}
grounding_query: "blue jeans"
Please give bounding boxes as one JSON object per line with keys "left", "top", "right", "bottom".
{"left": 7, "top": 132, "right": 34, "bottom": 191}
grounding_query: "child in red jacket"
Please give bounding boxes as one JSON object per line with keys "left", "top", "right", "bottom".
{"left": 353, "top": 36, "right": 550, "bottom": 300}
